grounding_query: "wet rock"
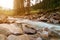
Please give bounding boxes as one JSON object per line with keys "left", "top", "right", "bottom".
{"left": 40, "top": 30, "right": 49, "bottom": 39}
{"left": 40, "top": 16, "right": 45, "bottom": 21}
{"left": 36, "top": 37, "right": 42, "bottom": 40}
{"left": 37, "top": 28, "right": 51, "bottom": 40}
{"left": 9, "top": 24, "right": 23, "bottom": 34}
{"left": 7, "top": 17, "right": 15, "bottom": 23}
{"left": 40, "top": 16, "right": 48, "bottom": 22}
{"left": 18, "top": 34, "right": 30, "bottom": 40}
{"left": 0, "top": 27, "right": 11, "bottom": 36}
{"left": 22, "top": 24, "right": 36, "bottom": 34}
{"left": 28, "top": 32, "right": 42, "bottom": 40}
{"left": 50, "top": 38, "right": 60, "bottom": 40}
{"left": 50, "top": 18, "right": 59, "bottom": 24}
{"left": 7, "top": 34, "right": 30, "bottom": 40}
{"left": 28, "top": 35, "right": 37, "bottom": 40}
{"left": 7, "top": 35, "right": 20, "bottom": 40}
{"left": 53, "top": 16, "right": 60, "bottom": 20}
{"left": 0, "top": 34, "right": 7, "bottom": 40}
{"left": 53, "top": 20, "right": 59, "bottom": 24}
{"left": 0, "top": 24, "right": 23, "bottom": 35}
{"left": 28, "top": 35, "right": 42, "bottom": 40}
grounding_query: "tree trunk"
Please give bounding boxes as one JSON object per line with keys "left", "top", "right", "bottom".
{"left": 14, "top": 0, "right": 25, "bottom": 15}
{"left": 26, "top": 0, "right": 30, "bottom": 15}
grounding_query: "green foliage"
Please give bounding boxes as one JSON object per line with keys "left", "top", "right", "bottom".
{"left": 32, "top": 0, "right": 60, "bottom": 10}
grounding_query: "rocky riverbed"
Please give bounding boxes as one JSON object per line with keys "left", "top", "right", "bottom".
{"left": 22, "top": 12, "right": 60, "bottom": 24}
{"left": 0, "top": 16, "right": 60, "bottom": 40}
{"left": 0, "top": 23, "right": 60, "bottom": 40}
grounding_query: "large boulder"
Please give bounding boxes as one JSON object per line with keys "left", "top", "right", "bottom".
{"left": 18, "top": 34, "right": 30, "bottom": 40}
{"left": 7, "top": 34, "right": 30, "bottom": 40}
{"left": 36, "top": 37, "right": 42, "bottom": 40}
{"left": 28, "top": 34, "right": 42, "bottom": 40}
{"left": 28, "top": 35, "right": 37, "bottom": 40}
{"left": 0, "top": 24, "right": 23, "bottom": 35}
{"left": 7, "top": 35, "right": 20, "bottom": 40}
{"left": 0, "top": 27, "right": 11, "bottom": 36}
{"left": 0, "top": 34, "right": 7, "bottom": 40}
{"left": 22, "top": 23, "right": 37, "bottom": 34}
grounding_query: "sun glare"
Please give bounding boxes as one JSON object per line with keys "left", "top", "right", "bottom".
{"left": 0, "top": 0, "right": 14, "bottom": 9}
{"left": 0, "top": 0, "right": 41, "bottom": 10}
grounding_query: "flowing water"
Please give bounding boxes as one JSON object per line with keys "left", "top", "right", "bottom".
{"left": 15, "top": 18, "right": 60, "bottom": 30}
{"left": 8, "top": 17, "right": 60, "bottom": 35}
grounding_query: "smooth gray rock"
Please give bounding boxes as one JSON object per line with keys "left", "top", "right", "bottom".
{"left": 0, "top": 24, "right": 23, "bottom": 35}
{"left": 22, "top": 23, "right": 36, "bottom": 34}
